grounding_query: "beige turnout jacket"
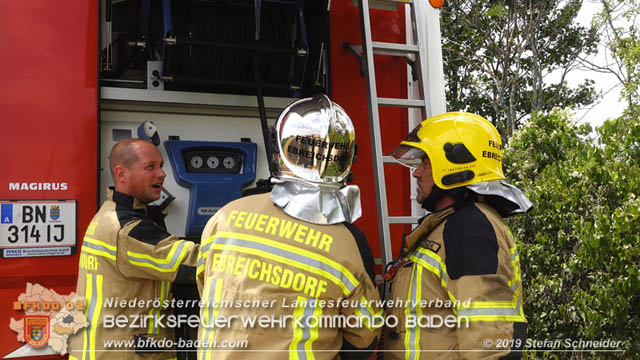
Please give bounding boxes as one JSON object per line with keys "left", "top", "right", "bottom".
{"left": 384, "top": 200, "right": 526, "bottom": 360}
{"left": 69, "top": 189, "right": 199, "bottom": 360}
{"left": 196, "top": 193, "right": 382, "bottom": 360}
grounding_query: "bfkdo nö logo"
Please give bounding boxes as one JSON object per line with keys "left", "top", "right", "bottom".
{"left": 24, "top": 315, "right": 49, "bottom": 348}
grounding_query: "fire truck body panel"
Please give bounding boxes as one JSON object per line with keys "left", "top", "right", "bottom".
{"left": 0, "top": 0, "right": 436, "bottom": 357}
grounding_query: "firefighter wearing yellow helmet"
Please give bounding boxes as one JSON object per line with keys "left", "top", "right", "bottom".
{"left": 384, "top": 112, "right": 532, "bottom": 359}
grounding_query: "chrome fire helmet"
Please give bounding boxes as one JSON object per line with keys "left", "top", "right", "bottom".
{"left": 275, "top": 94, "right": 356, "bottom": 185}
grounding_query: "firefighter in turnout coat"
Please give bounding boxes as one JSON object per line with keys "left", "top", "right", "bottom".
{"left": 197, "top": 95, "right": 382, "bottom": 360}
{"left": 70, "top": 139, "right": 199, "bottom": 360}
{"left": 384, "top": 113, "right": 533, "bottom": 359}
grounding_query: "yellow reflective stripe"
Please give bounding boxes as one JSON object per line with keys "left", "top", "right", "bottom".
{"left": 457, "top": 300, "right": 525, "bottom": 322}
{"left": 413, "top": 266, "right": 422, "bottom": 356}
{"left": 70, "top": 356, "right": 79, "bottom": 360}
{"left": 198, "top": 278, "right": 212, "bottom": 360}
{"left": 289, "top": 296, "right": 320, "bottom": 360}
{"left": 83, "top": 236, "right": 116, "bottom": 251}
{"left": 81, "top": 277, "right": 91, "bottom": 360}
{"left": 404, "top": 265, "right": 421, "bottom": 360}
{"left": 462, "top": 298, "right": 518, "bottom": 309}
{"left": 127, "top": 240, "right": 191, "bottom": 272}
{"left": 86, "top": 221, "right": 98, "bottom": 236}
{"left": 409, "top": 249, "right": 457, "bottom": 304}
{"left": 354, "top": 308, "right": 381, "bottom": 332}
{"left": 456, "top": 242, "right": 526, "bottom": 322}
{"left": 82, "top": 274, "right": 103, "bottom": 360}
{"left": 355, "top": 296, "right": 384, "bottom": 331}
{"left": 360, "top": 296, "right": 384, "bottom": 317}
{"left": 147, "top": 281, "right": 169, "bottom": 335}
{"left": 508, "top": 245, "right": 522, "bottom": 289}
{"left": 197, "top": 240, "right": 214, "bottom": 277}
{"left": 197, "top": 263, "right": 206, "bottom": 276}
{"left": 147, "top": 307, "right": 156, "bottom": 334}
{"left": 307, "top": 305, "right": 322, "bottom": 357}
{"left": 211, "top": 242, "right": 354, "bottom": 296}
{"left": 209, "top": 232, "right": 359, "bottom": 295}
{"left": 289, "top": 297, "right": 306, "bottom": 360}
{"left": 81, "top": 247, "right": 116, "bottom": 261}
{"left": 219, "top": 231, "right": 359, "bottom": 291}
{"left": 411, "top": 246, "right": 526, "bottom": 322}
{"left": 504, "top": 224, "right": 514, "bottom": 238}
{"left": 201, "top": 278, "right": 223, "bottom": 360}
{"left": 82, "top": 237, "right": 116, "bottom": 261}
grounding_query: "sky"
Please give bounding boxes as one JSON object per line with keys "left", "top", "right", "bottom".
{"left": 564, "top": 1, "right": 625, "bottom": 128}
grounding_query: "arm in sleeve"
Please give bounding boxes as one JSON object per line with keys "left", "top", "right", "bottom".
{"left": 116, "top": 218, "right": 199, "bottom": 284}
{"left": 443, "top": 208, "right": 526, "bottom": 359}
{"left": 339, "top": 223, "right": 382, "bottom": 358}
{"left": 196, "top": 212, "right": 223, "bottom": 295}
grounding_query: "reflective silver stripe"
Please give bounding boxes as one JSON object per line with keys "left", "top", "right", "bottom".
{"left": 411, "top": 249, "right": 447, "bottom": 282}
{"left": 200, "top": 278, "right": 220, "bottom": 360}
{"left": 405, "top": 265, "right": 420, "bottom": 360}
{"left": 148, "top": 281, "right": 170, "bottom": 334}
{"left": 214, "top": 236, "right": 358, "bottom": 293}
{"left": 457, "top": 300, "right": 522, "bottom": 317}
{"left": 201, "top": 278, "right": 217, "bottom": 343}
{"left": 82, "top": 241, "right": 116, "bottom": 258}
{"left": 356, "top": 300, "right": 382, "bottom": 330}
{"left": 197, "top": 241, "right": 213, "bottom": 268}
{"left": 127, "top": 240, "right": 188, "bottom": 270}
{"left": 297, "top": 299, "right": 317, "bottom": 360}
{"left": 357, "top": 303, "right": 374, "bottom": 322}
{"left": 510, "top": 247, "right": 520, "bottom": 291}
{"left": 83, "top": 273, "right": 103, "bottom": 360}
{"left": 84, "top": 275, "right": 96, "bottom": 360}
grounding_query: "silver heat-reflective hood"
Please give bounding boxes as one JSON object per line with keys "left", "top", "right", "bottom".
{"left": 270, "top": 176, "right": 362, "bottom": 225}
{"left": 467, "top": 180, "right": 533, "bottom": 215}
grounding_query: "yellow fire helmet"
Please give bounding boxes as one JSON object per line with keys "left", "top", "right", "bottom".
{"left": 391, "top": 112, "right": 505, "bottom": 190}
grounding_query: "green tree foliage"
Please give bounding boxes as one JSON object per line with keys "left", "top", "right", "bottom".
{"left": 589, "top": 0, "right": 640, "bottom": 108}
{"left": 440, "top": 0, "right": 599, "bottom": 139}
{"left": 503, "top": 109, "right": 640, "bottom": 358}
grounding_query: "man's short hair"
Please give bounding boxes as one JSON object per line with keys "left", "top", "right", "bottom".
{"left": 108, "top": 139, "right": 144, "bottom": 183}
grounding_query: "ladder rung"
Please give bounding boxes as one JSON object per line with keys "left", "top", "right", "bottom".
{"left": 388, "top": 216, "right": 422, "bottom": 224}
{"left": 377, "top": 97, "right": 425, "bottom": 108}
{"left": 358, "top": 0, "right": 413, "bottom": 12}
{"left": 372, "top": 41, "right": 419, "bottom": 56}
{"left": 346, "top": 43, "right": 416, "bottom": 58}
{"left": 374, "top": 0, "right": 413, "bottom": 4}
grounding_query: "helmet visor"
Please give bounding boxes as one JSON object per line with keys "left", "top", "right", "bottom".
{"left": 391, "top": 145, "right": 426, "bottom": 168}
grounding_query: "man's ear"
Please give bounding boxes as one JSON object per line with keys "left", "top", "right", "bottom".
{"left": 113, "top": 164, "right": 127, "bottom": 184}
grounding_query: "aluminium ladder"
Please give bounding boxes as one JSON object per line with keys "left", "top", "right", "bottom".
{"left": 356, "top": 0, "right": 446, "bottom": 270}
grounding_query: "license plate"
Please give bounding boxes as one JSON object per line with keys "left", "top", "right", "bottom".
{"left": 0, "top": 200, "right": 76, "bottom": 250}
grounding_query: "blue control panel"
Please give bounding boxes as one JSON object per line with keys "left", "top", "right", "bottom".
{"left": 164, "top": 140, "right": 257, "bottom": 237}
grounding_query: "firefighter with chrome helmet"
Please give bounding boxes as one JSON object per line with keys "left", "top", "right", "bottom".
{"left": 196, "top": 94, "right": 382, "bottom": 359}
{"left": 383, "top": 112, "right": 532, "bottom": 359}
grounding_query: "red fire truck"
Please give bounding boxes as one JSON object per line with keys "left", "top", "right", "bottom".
{"left": 0, "top": 0, "right": 445, "bottom": 357}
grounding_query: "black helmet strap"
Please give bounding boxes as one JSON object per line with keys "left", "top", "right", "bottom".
{"left": 421, "top": 185, "right": 445, "bottom": 212}
{"left": 421, "top": 184, "right": 474, "bottom": 212}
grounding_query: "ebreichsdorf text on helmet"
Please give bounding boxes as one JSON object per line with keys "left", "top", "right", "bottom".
{"left": 276, "top": 94, "right": 355, "bottom": 184}
{"left": 391, "top": 112, "right": 505, "bottom": 189}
